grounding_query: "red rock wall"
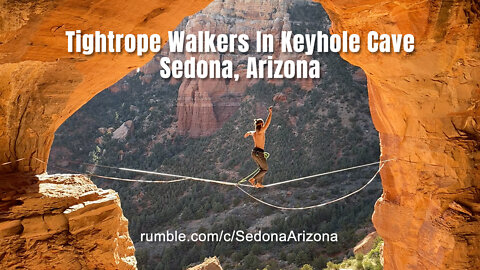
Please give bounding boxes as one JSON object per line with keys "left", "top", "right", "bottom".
{"left": 316, "top": 0, "right": 480, "bottom": 269}
{"left": 0, "top": 0, "right": 212, "bottom": 174}
{"left": 0, "top": 174, "right": 136, "bottom": 269}
{"left": 1, "top": 0, "right": 479, "bottom": 269}
{"left": 175, "top": 0, "right": 295, "bottom": 137}
{"left": 173, "top": 0, "right": 313, "bottom": 137}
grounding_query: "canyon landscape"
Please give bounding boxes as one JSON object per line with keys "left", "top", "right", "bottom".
{"left": 1, "top": 0, "right": 479, "bottom": 269}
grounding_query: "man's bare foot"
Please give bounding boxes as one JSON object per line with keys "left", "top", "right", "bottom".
{"left": 255, "top": 183, "right": 265, "bottom": 188}
{"left": 248, "top": 178, "right": 256, "bottom": 187}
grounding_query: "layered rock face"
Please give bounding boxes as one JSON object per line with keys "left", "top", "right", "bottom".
{"left": 0, "top": 1, "right": 212, "bottom": 269}
{"left": 187, "top": 257, "right": 223, "bottom": 270}
{"left": 1, "top": 0, "right": 479, "bottom": 269}
{"left": 316, "top": 0, "right": 480, "bottom": 269}
{"left": 0, "top": 0, "right": 212, "bottom": 174}
{"left": 118, "top": 0, "right": 314, "bottom": 138}
{"left": 176, "top": 0, "right": 286, "bottom": 137}
{"left": 172, "top": 0, "right": 313, "bottom": 137}
{"left": 0, "top": 173, "right": 136, "bottom": 269}
{"left": 353, "top": 231, "right": 378, "bottom": 256}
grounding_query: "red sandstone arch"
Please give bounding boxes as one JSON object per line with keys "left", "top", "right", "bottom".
{"left": 0, "top": 0, "right": 212, "bottom": 174}
{"left": 0, "top": 0, "right": 478, "bottom": 269}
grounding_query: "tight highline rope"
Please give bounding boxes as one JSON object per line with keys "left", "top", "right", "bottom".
{"left": 0, "top": 158, "right": 25, "bottom": 166}
{"left": 236, "top": 161, "right": 386, "bottom": 210}
{"left": 32, "top": 157, "right": 392, "bottom": 210}
{"left": 46, "top": 158, "right": 392, "bottom": 188}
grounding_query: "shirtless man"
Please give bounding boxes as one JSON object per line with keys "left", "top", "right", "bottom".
{"left": 244, "top": 106, "right": 272, "bottom": 188}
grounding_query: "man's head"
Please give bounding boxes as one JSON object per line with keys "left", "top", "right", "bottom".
{"left": 254, "top": 118, "right": 264, "bottom": 131}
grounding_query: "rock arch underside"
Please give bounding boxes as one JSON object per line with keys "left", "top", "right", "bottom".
{"left": 0, "top": 0, "right": 478, "bottom": 269}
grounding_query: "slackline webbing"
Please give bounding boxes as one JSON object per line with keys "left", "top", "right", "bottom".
{"left": 30, "top": 157, "right": 393, "bottom": 210}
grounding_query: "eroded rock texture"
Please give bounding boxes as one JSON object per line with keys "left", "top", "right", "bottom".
{"left": 1, "top": 0, "right": 479, "bottom": 269}
{"left": 0, "top": 1, "right": 212, "bottom": 269}
{"left": 0, "top": 173, "right": 136, "bottom": 269}
{"left": 173, "top": 0, "right": 312, "bottom": 137}
{"left": 0, "top": 0, "right": 212, "bottom": 174}
{"left": 187, "top": 257, "right": 223, "bottom": 270}
{"left": 316, "top": 0, "right": 480, "bottom": 269}
{"left": 175, "top": 0, "right": 290, "bottom": 137}
{"left": 110, "top": 0, "right": 316, "bottom": 138}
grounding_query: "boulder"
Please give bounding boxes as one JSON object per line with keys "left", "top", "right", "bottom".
{"left": 187, "top": 257, "right": 223, "bottom": 270}
{"left": 0, "top": 173, "right": 136, "bottom": 269}
{"left": 113, "top": 120, "right": 134, "bottom": 141}
{"left": 353, "top": 231, "right": 378, "bottom": 255}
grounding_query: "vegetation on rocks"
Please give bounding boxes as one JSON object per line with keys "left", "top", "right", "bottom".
{"left": 50, "top": 1, "right": 381, "bottom": 269}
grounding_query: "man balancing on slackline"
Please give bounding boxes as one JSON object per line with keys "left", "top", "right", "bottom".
{"left": 243, "top": 106, "right": 273, "bottom": 188}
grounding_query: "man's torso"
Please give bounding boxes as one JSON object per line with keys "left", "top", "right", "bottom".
{"left": 252, "top": 131, "right": 266, "bottom": 150}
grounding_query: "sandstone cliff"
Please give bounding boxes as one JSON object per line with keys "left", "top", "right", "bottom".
{"left": 176, "top": 0, "right": 292, "bottom": 137}
{"left": 0, "top": 2, "right": 211, "bottom": 268}
{"left": 1, "top": 0, "right": 480, "bottom": 269}
{"left": 130, "top": 0, "right": 316, "bottom": 138}
{"left": 353, "top": 231, "right": 378, "bottom": 255}
{"left": 316, "top": 0, "right": 480, "bottom": 268}
{"left": 130, "top": 0, "right": 315, "bottom": 137}
{"left": 0, "top": 173, "right": 136, "bottom": 269}
{"left": 0, "top": 0, "right": 212, "bottom": 174}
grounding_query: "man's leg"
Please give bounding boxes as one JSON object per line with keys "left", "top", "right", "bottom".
{"left": 249, "top": 151, "right": 259, "bottom": 186}
{"left": 252, "top": 152, "right": 268, "bottom": 186}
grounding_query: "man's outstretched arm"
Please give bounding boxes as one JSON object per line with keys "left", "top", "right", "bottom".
{"left": 261, "top": 106, "right": 273, "bottom": 132}
{"left": 244, "top": 131, "right": 254, "bottom": 138}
